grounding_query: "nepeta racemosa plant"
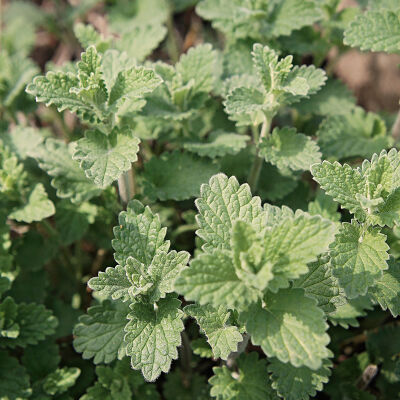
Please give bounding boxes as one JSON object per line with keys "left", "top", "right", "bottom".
{"left": 1, "top": 0, "right": 400, "bottom": 398}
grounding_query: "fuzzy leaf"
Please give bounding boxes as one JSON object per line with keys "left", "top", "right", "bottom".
{"left": 268, "top": 358, "right": 331, "bottom": 400}
{"left": 311, "top": 161, "right": 366, "bottom": 218}
{"left": 242, "top": 289, "right": 330, "bottom": 370}
{"left": 224, "top": 87, "right": 266, "bottom": 116}
{"left": 124, "top": 296, "right": 184, "bottom": 382}
{"left": 209, "top": 352, "right": 277, "bottom": 400}
{"left": 317, "top": 108, "right": 391, "bottom": 160}
{"left": 369, "top": 258, "right": 400, "bottom": 317}
{"left": 308, "top": 191, "right": 341, "bottom": 222}
{"left": 183, "top": 131, "right": 249, "bottom": 158}
{"left": 73, "top": 128, "right": 140, "bottom": 188}
{"left": 113, "top": 200, "right": 169, "bottom": 268}
{"left": 43, "top": 367, "right": 81, "bottom": 396}
{"left": 294, "top": 256, "right": 345, "bottom": 313}
{"left": 9, "top": 183, "right": 55, "bottom": 223}
{"left": 143, "top": 151, "right": 220, "bottom": 201}
{"left": 89, "top": 265, "right": 132, "bottom": 302}
{"left": 268, "top": 0, "right": 323, "bottom": 37}
{"left": 175, "top": 250, "right": 261, "bottom": 311}
{"left": 26, "top": 71, "right": 94, "bottom": 115}
{"left": 328, "top": 296, "right": 373, "bottom": 328}
{"left": 264, "top": 213, "right": 337, "bottom": 292}
{"left": 116, "top": 24, "right": 167, "bottom": 62}
{"left": 109, "top": 66, "right": 162, "bottom": 105}
{"left": 330, "top": 221, "right": 390, "bottom": 298}
{"left": 0, "top": 350, "right": 31, "bottom": 399}
{"left": 0, "top": 301, "right": 57, "bottom": 348}
{"left": 175, "top": 43, "right": 218, "bottom": 93}
{"left": 195, "top": 173, "right": 266, "bottom": 252}
{"left": 344, "top": 9, "right": 400, "bottom": 53}
{"left": 259, "top": 127, "right": 321, "bottom": 174}
{"left": 73, "top": 300, "right": 129, "bottom": 364}
{"left": 34, "top": 139, "right": 101, "bottom": 203}
{"left": 294, "top": 79, "right": 357, "bottom": 116}
{"left": 185, "top": 304, "right": 242, "bottom": 360}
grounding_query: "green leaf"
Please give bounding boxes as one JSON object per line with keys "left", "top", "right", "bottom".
{"left": 81, "top": 358, "right": 161, "bottom": 400}
{"left": 231, "top": 220, "right": 274, "bottom": 292}
{"left": 8, "top": 183, "right": 55, "bottom": 223}
{"left": 311, "top": 161, "right": 367, "bottom": 218}
{"left": 22, "top": 342, "right": 61, "bottom": 382}
{"left": 124, "top": 296, "right": 184, "bottom": 381}
{"left": 259, "top": 127, "right": 321, "bottom": 174}
{"left": 89, "top": 265, "right": 132, "bottom": 302}
{"left": 2, "top": 126, "right": 44, "bottom": 160}
{"left": 175, "top": 250, "right": 261, "bottom": 311}
{"left": 268, "top": 0, "right": 323, "bottom": 37}
{"left": 268, "top": 358, "right": 331, "bottom": 400}
{"left": 0, "top": 350, "right": 31, "bottom": 399}
{"left": 263, "top": 212, "right": 337, "bottom": 292}
{"left": 42, "top": 367, "right": 81, "bottom": 396}
{"left": 74, "top": 23, "right": 111, "bottom": 52}
{"left": 127, "top": 250, "right": 190, "bottom": 302}
{"left": 109, "top": 66, "right": 162, "bottom": 105}
{"left": 294, "top": 256, "right": 346, "bottom": 314}
{"left": 183, "top": 131, "right": 249, "bottom": 158}
{"left": 116, "top": 24, "right": 167, "bottom": 62}
{"left": 242, "top": 289, "right": 330, "bottom": 369}
{"left": 191, "top": 338, "right": 213, "bottom": 358}
{"left": 195, "top": 173, "right": 266, "bottom": 252}
{"left": 33, "top": 138, "right": 102, "bottom": 203}
{"left": 113, "top": 200, "right": 169, "bottom": 268}
{"left": 252, "top": 43, "right": 287, "bottom": 93}
{"left": 369, "top": 258, "right": 400, "bottom": 317}
{"left": 0, "top": 301, "right": 57, "bottom": 348}
{"left": 55, "top": 200, "right": 97, "bottom": 245}
{"left": 330, "top": 221, "right": 389, "bottom": 298}
{"left": 71, "top": 45, "right": 107, "bottom": 102}
{"left": 224, "top": 87, "right": 266, "bottom": 116}
{"left": 143, "top": 151, "right": 220, "bottom": 201}
{"left": 257, "top": 163, "right": 299, "bottom": 202}
{"left": 317, "top": 108, "right": 392, "bottom": 160}
{"left": 209, "top": 352, "right": 276, "bottom": 400}
{"left": 73, "top": 128, "right": 140, "bottom": 188}
{"left": 73, "top": 300, "right": 129, "bottom": 364}
{"left": 308, "top": 190, "right": 341, "bottom": 222}
{"left": 175, "top": 44, "right": 218, "bottom": 94}
{"left": 294, "top": 78, "right": 357, "bottom": 116}
{"left": 185, "top": 304, "right": 242, "bottom": 360}
{"left": 26, "top": 71, "right": 94, "bottom": 115}
{"left": 92, "top": 248, "right": 189, "bottom": 304}
{"left": 344, "top": 9, "right": 400, "bottom": 53}
{"left": 328, "top": 296, "right": 373, "bottom": 328}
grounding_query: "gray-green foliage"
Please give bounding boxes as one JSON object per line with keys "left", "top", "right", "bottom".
{"left": 2, "top": 0, "right": 400, "bottom": 398}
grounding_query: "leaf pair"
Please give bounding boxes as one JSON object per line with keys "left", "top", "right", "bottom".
{"left": 175, "top": 174, "right": 335, "bottom": 371}
{"left": 224, "top": 44, "right": 326, "bottom": 125}
{"left": 74, "top": 200, "right": 189, "bottom": 381}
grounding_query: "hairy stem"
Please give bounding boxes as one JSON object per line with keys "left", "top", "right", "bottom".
{"left": 391, "top": 108, "right": 400, "bottom": 142}
{"left": 118, "top": 166, "right": 136, "bottom": 206}
{"left": 179, "top": 331, "right": 192, "bottom": 385}
{"left": 166, "top": 10, "right": 180, "bottom": 64}
{"left": 248, "top": 117, "right": 271, "bottom": 192}
{"left": 226, "top": 333, "right": 250, "bottom": 369}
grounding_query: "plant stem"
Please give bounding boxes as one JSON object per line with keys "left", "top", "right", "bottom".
{"left": 226, "top": 333, "right": 250, "bottom": 369}
{"left": 248, "top": 117, "right": 271, "bottom": 192}
{"left": 179, "top": 331, "right": 192, "bottom": 386}
{"left": 166, "top": 9, "right": 180, "bottom": 64}
{"left": 118, "top": 166, "right": 136, "bottom": 206}
{"left": 391, "top": 108, "right": 400, "bottom": 142}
